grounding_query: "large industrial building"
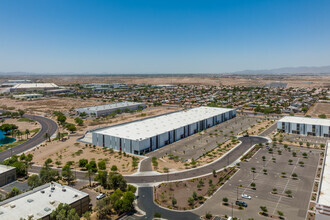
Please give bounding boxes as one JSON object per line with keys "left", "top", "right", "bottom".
{"left": 0, "top": 182, "right": 89, "bottom": 219}
{"left": 277, "top": 116, "right": 330, "bottom": 137}
{"left": 76, "top": 102, "right": 146, "bottom": 117}
{"left": 0, "top": 165, "right": 16, "bottom": 187}
{"left": 13, "top": 93, "right": 43, "bottom": 99}
{"left": 92, "top": 107, "right": 236, "bottom": 155}
{"left": 316, "top": 141, "right": 330, "bottom": 219}
{"left": 10, "top": 83, "right": 59, "bottom": 93}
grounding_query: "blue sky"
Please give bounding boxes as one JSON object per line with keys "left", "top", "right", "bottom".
{"left": 0, "top": 0, "right": 330, "bottom": 73}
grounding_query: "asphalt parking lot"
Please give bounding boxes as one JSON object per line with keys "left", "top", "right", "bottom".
{"left": 282, "top": 133, "right": 328, "bottom": 146}
{"left": 194, "top": 144, "right": 320, "bottom": 220}
{"left": 140, "top": 116, "right": 262, "bottom": 171}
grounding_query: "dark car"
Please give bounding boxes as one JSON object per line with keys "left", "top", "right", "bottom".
{"left": 236, "top": 200, "right": 248, "bottom": 207}
{"left": 243, "top": 134, "right": 249, "bottom": 137}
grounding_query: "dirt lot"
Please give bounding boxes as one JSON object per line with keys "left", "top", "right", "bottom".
{"left": 154, "top": 167, "right": 237, "bottom": 210}
{"left": 28, "top": 136, "right": 142, "bottom": 175}
{"left": 307, "top": 102, "right": 330, "bottom": 118}
{"left": 0, "top": 97, "right": 106, "bottom": 115}
{"left": 2, "top": 118, "right": 40, "bottom": 132}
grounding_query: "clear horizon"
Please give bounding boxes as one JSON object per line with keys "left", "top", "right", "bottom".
{"left": 1, "top": 0, "right": 330, "bottom": 73}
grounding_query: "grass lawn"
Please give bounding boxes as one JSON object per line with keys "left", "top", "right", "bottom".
{"left": 0, "top": 140, "right": 27, "bottom": 152}
{"left": 17, "top": 118, "right": 35, "bottom": 123}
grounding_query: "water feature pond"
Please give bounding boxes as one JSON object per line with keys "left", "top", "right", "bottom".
{"left": 0, "top": 130, "right": 16, "bottom": 145}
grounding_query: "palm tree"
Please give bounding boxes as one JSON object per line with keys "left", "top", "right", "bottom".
{"left": 25, "top": 129, "right": 30, "bottom": 139}
{"left": 44, "top": 133, "right": 50, "bottom": 142}
{"left": 16, "top": 130, "right": 22, "bottom": 141}
{"left": 85, "top": 164, "right": 95, "bottom": 187}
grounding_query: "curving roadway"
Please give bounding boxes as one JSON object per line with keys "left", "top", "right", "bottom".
{"left": 0, "top": 111, "right": 58, "bottom": 162}
{"left": 125, "top": 136, "right": 268, "bottom": 184}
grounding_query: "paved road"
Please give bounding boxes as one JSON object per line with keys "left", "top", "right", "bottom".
{"left": 123, "top": 187, "right": 200, "bottom": 220}
{"left": 125, "top": 136, "right": 268, "bottom": 183}
{"left": 30, "top": 136, "right": 268, "bottom": 184}
{"left": 0, "top": 111, "right": 58, "bottom": 161}
{"left": 259, "top": 122, "right": 277, "bottom": 137}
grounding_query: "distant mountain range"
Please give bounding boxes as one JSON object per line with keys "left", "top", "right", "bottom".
{"left": 231, "top": 65, "right": 330, "bottom": 75}
{"left": 0, "top": 65, "right": 330, "bottom": 75}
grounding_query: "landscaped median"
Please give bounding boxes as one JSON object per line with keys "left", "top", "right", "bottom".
{"left": 154, "top": 167, "right": 237, "bottom": 210}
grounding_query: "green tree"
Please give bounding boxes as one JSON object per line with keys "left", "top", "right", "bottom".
{"left": 74, "top": 117, "right": 84, "bottom": 126}
{"left": 127, "top": 184, "right": 137, "bottom": 193}
{"left": 260, "top": 206, "right": 268, "bottom": 215}
{"left": 8, "top": 186, "right": 21, "bottom": 198}
{"left": 172, "top": 197, "right": 177, "bottom": 206}
{"left": 222, "top": 197, "right": 228, "bottom": 205}
{"left": 88, "top": 160, "right": 98, "bottom": 172}
{"left": 85, "top": 163, "right": 97, "bottom": 187}
{"left": 66, "top": 123, "right": 77, "bottom": 133}
{"left": 188, "top": 197, "right": 194, "bottom": 206}
{"left": 111, "top": 165, "right": 118, "bottom": 172}
{"left": 318, "top": 114, "right": 327, "bottom": 119}
{"left": 25, "top": 129, "right": 30, "bottom": 139}
{"left": 192, "top": 191, "right": 198, "bottom": 200}
{"left": 40, "top": 162, "right": 59, "bottom": 183}
{"left": 27, "top": 174, "right": 42, "bottom": 189}
{"left": 18, "top": 109, "right": 25, "bottom": 117}
{"left": 95, "top": 170, "right": 108, "bottom": 188}
{"left": 50, "top": 203, "right": 79, "bottom": 220}
{"left": 108, "top": 172, "right": 127, "bottom": 191}
{"left": 57, "top": 115, "right": 67, "bottom": 124}
{"left": 62, "top": 164, "right": 75, "bottom": 185}
{"left": 78, "top": 159, "right": 88, "bottom": 168}
{"left": 44, "top": 132, "right": 51, "bottom": 142}
{"left": 121, "top": 191, "right": 136, "bottom": 212}
{"left": 98, "top": 160, "right": 106, "bottom": 170}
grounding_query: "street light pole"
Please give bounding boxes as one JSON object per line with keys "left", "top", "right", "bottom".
{"left": 231, "top": 202, "right": 234, "bottom": 218}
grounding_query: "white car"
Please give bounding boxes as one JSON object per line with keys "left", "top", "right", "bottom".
{"left": 96, "top": 193, "right": 106, "bottom": 200}
{"left": 241, "top": 194, "right": 252, "bottom": 200}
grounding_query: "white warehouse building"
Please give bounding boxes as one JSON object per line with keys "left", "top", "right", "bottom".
{"left": 316, "top": 141, "right": 330, "bottom": 219}
{"left": 277, "top": 116, "right": 330, "bottom": 137}
{"left": 76, "top": 102, "right": 146, "bottom": 117}
{"left": 92, "top": 107, "right": 236, "bottom": 155}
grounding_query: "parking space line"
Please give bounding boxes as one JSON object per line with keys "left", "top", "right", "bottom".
{"left": 272, "top": 158, "right": 300, "bottom": 215}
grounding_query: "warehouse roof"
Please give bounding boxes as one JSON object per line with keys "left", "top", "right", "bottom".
{"left": 11, "top": 83, "right": 59, "bottom": 89}
{"left": 13, "top": 94, "right": 43, "bottom": 97}
{"left": 0, "top": 164, "right": 15, "bottom": 174}
{"left": 95, "top": 107, "right": 234, "bottom": 140}
{"left": 278, "top": 116, "right": 330, "bottom": 127}
{"left": 76, "top": 102, "right": 144, "bottom": 112}
{"left": 317, "top": 141, "right": 330, "bottom": 206}
{"left": 0, "top": 182, "right": 88, "bottom": 219}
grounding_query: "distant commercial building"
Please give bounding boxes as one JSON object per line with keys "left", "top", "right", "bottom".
{"left": 92, "top": 107, "right": 236, "bottom": 155}
{"left": 13, "top": 94, "right": 43, "bottom": 99}
{"left": 0, "top": 165, "right": 16, "bottom": 187}
{"left": 0, "top": 182, "right": 89, "bottom": 219}
{"left": 45, "top": 89, "right": 71, "bottom": 95}
{"left": 0, "top": 80, "right": 32, "bottom": 87}
{"left": 10, "top": 83, "right": 59, "bottom": 93}
{"left": 277, "top": 116, "right": 330, "bottom": 137}
{"left": 316, "top": 141, "right": 330, "bottom": 219}
{"left": 76, "top": 102, "right": 146, "bottom": 117}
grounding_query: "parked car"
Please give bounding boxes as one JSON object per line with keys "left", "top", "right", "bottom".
{"left": 241, "top": 194, "right": 252, "bottom": 200}
{"left": 96, "top": 193, "right": 106, "bottom": 200}
{"left": 236, "top": 200, "right": 248, "bottom": 207}
{"left": 243, "top": 134, "right": 249, "bottom": 137}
